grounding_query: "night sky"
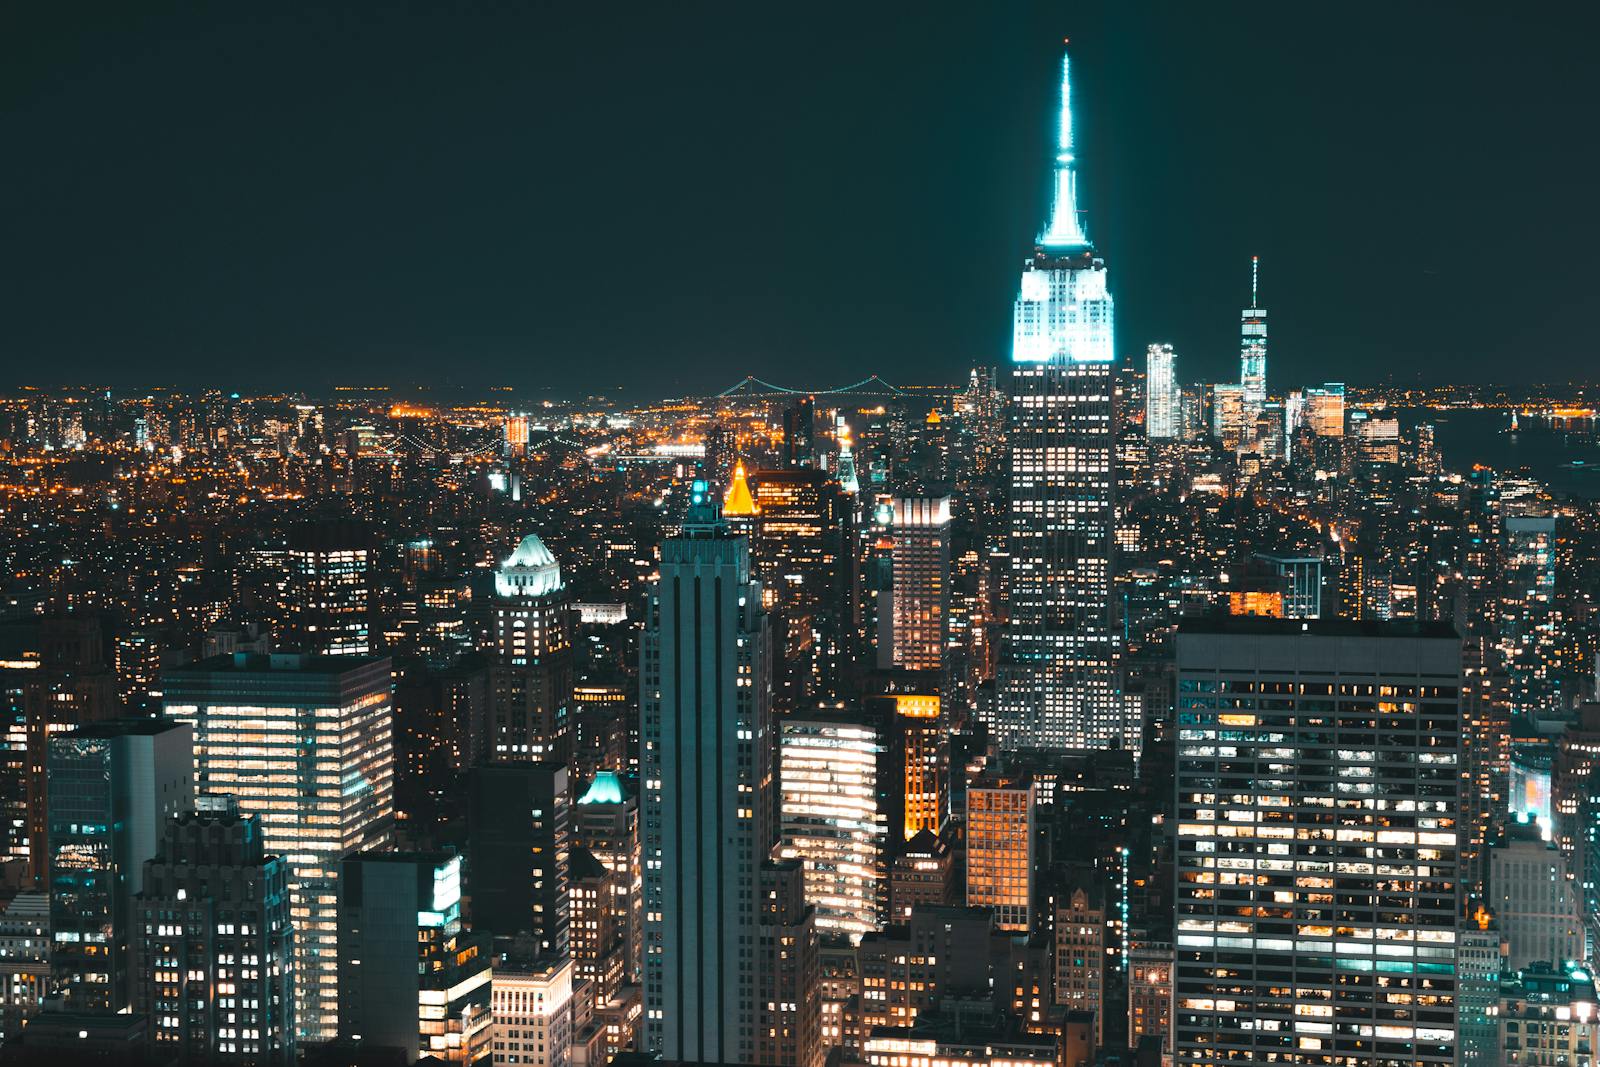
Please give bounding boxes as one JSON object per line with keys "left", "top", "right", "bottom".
{"left": 5, "top": 4, "right": 1598, "bottom": 395}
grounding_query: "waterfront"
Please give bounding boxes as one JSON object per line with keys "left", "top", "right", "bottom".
{"left": 1399, "top": 408, "right": 1600, "bottom": 499}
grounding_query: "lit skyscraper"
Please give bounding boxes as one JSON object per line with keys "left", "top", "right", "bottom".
{"left": 1239, "top": 256, "right": 1267, "bottom": 408}
{"left": 284, "top": 521, "right": 372, "bottom": 656}
{"left": 1144, "top": 343, "right": 1179, "bottom": 440}
{"left": 164, "top": 652, "right": 394, "bottom": 1041}
{"left": 1303, "top": 383, "right": 1346, "bottom": 437}
{"left": 1174, "top": 618, "right": 1462, "bottom": 1066}
{"left": 488, "top": 533, "right": 574, "bottom": 763}
{"left": 997, "top": 48, "right": 1132, "bottom": 754}
{"left": 640, "top": 485, "right": 774, "bottom": 1062}
{"left": 887, "top": 495, "right": 951, "bottom": 673}
{"left": 47, "top": 719, "right": 193, "bottom": 1013}
{"left": 778, "top": 708, "right": 894, "bottom": 943}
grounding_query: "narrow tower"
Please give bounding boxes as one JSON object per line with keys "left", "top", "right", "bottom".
{"left": 995, "top": 47, "right": 1132, "bottom": 754}
{"left": 1239, "top": 256, "right": 1267, "bottom": 408}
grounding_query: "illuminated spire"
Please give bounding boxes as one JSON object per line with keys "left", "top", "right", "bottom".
{"left": 1251, "top": 255, "right": 1260, "bottom": 307}
{"left": 723, "top": 460, "right": 758, "bottom": 516}
{"left": 1039, "top": 46, "right": 1090, "bottom": 251}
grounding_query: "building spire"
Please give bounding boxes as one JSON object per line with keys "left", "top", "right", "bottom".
{"left": 1251, "top": 255, "right": 1259, "bottom": 307}
{"left": 1039, "top": 45, "right": 1090, "bottom": 251}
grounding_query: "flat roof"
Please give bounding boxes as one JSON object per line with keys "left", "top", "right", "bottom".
{"left": 1178, "top": 616, "right": 1459, "bottom": 641}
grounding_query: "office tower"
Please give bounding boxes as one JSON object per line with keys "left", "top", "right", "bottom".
{"left": 1144, "top": 343, "right": 1179, "bottom": 440}
{"left": 998, "top": 49, "right": 1128, "bottom": 755}
{"left": 1209, "top": 383, "right": 1248, "bottom": 452}
{"left": 1303, "top": 383, "right": 1346, "bottom": 437}
{"left": 1495, "top": 963, "right": 1599, "bottom": 1064}
{"left": 284, "top": 520, "right": 372, "bottom": 655}
{"left": 16, "top": 615, "right": 118, "bottom": 882}
{"left": 1174, "top": 617, "right": 1462, "bottom": 1066}
{"left": 489, "top": 951, "right": 573, "bottom": 1067}
{"left": 757, "top": 859, "right": 824, "bottom": 1067}
{"left": 889, "top": 829, "right": 956, "bottom": 922}
{"left": 1253, "top": 552, "right": 1324, "bottom": 619}
{"left": 0, "top": 890, "right": 49, "bottom": 1044}
{"left": 164, "top": 651, "right": 394, "bottom": 1040}
{"left": 571, "top": 682, "right": 630, "bottom": 785}
{"left": 748, "top": 468, "right": 853, "bottom": 705}
{"left": 47, "top": 719, "right": 193, "bottom": 1013}
{"left": 722, "top": 459, "right": 758, "bottom": 531}
{"left": 887, "top": 496, "right": 952, "bottom": 673}
{"left": 338, "top": 852, "right": 493, "bottom": 1063}
{"left": 467, "top": 761, "right": 570, "bottom": 957}
{"left": 836, "top": 417, "right": 861, "bottom": 495}
{"left": 114, "top": 627, "right": 165, "bottom": 714}
{"left": 1239, "top": 256, "right": 1267, "bottom": 411}
{"left": 640, "top": 490, "right": 774, "bottom": 1062}
{"left": 783, "top": 396, "right": 816, "bottom": 468}
{"left": 574, "top": 770, "right": 642, "bottom": 984}
{"left": 1351, "top": 411, "right": 1402, "bottom": 464}
{"left": 1126, "top": 936, "right": 1173, "bottom": 1053}
{"left": 965, "top": 774, "right": 1035, "bottom": 932}
{"left": 886, "top": 693, "right": 944, "bottom": 839}
{"left": 571, "top": 846, "right": 624, "bottom": 1006}
{"left": 1053, "top": 884, "right": 1105, "bottom": 1046}
{"left": 778, "top": 708, "right": 894, "bottom": 942}
{"left": 1500, "top": 515, "right": 1562, "bottom": 718}
{"left": 1553, "top": 704, "right": 1600, "bottom": 950}
{"left": 488, "top": 533, "right": 574, "bottom": 763}
{"left": 1454, "top": 925, "right": 1506, "bottom": 1066}
{"left": 1255, "top": 399, "right": 1287, "bottom": 462}
{"left": 1491, "top": 821, "right": 1583, "bottom": 970}
{"left": 505, "top": 412, "right": 530, "bottom": 455}
{"left": 132, "top": 797, "right": 295, "bottom": 1066}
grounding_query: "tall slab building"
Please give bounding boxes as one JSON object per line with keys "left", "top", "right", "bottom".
{"left": 1174, "top": 618, "right": 1462, "bottom": 1066}
{"left": 996, "top": 49, "right": 1133, "bottom": 754}
{"left": 640, "top": 486, "right": 774, "bottom": 1062}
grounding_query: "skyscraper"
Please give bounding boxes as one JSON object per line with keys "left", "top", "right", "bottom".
{"left": 467, "top": 761, "right": 570, "bottom": 957}
{"left": 778, "top": 708, "right": 893, "bottom": 942}
{"left": 887, "top": 495, "right": 951, "bottom": 673}
{"left": 284, "top": 520, "right": 372, "bottom": 656}
{"left": 337, "top": 851, "right": 493, "bottom": 1063}
{"left": 1173, "top": 617, "right": 1462, "bottom": 1066}
{"left": 47, "top": 719, "right": 194, "bottom": 1012}
{"left": 640, "top": 486, "right": 774, "bottom": 1062}
{"left": 132, "top": 796, "right": 296, "bottom": 1066}
{"left": 164, "top": 652, "right": 394, "bottom": 1041}
{"left": 1239, "top": 256, "right": 1267, "bottom": 410}
{"left": 997, "top": 48, "right": 1131, "bottom": 754}
{"left": 1144, "top": 343, "right": 1180, "bottom": 440}
{"left": 965, "top": 773, "right": 1035, "bottom": 933}
{"left": 748, "top": 468, "right": 853, "bottom": 706}
{"left": 488, "top": 533, "right": 575, "bottom": 764}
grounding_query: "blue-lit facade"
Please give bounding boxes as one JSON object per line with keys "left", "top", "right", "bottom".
{"left": 996, "top": 49, "right": 1133, "bottom": 754}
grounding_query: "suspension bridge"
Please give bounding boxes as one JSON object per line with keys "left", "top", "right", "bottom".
{"left": 711, "top": 374, "right": 907, "bottom": 399}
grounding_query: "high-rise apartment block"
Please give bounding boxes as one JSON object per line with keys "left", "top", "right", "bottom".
{"left": 887, "top": 496, "right": 952, "bottom": 674}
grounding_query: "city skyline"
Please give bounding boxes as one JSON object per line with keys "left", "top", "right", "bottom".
{"left": 7, "top": 13, "right": 1600, "bottom": 1067}
{"left": 7, "top": 5, "right": 1600, "bottom": 393}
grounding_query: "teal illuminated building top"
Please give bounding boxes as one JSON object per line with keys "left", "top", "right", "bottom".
{"left": 1012, "top": 46, "right": 1115, "bottom": 364}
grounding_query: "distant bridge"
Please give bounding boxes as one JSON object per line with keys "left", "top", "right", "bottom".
{"left": 712, "top": 374, "right": 906, "bottom": 399}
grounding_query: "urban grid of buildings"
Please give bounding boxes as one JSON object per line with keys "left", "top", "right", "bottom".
{"left": 3, "top": 43, "right": 1600, "bottom": 1067}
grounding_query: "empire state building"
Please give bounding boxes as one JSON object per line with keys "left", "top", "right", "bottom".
{"left": 993, "top": 48, "right": 1135, "bottom": 755}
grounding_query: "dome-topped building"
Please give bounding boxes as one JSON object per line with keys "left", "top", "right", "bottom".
{"left": 495, "top": 533, "right": 563, "bottom": 598}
